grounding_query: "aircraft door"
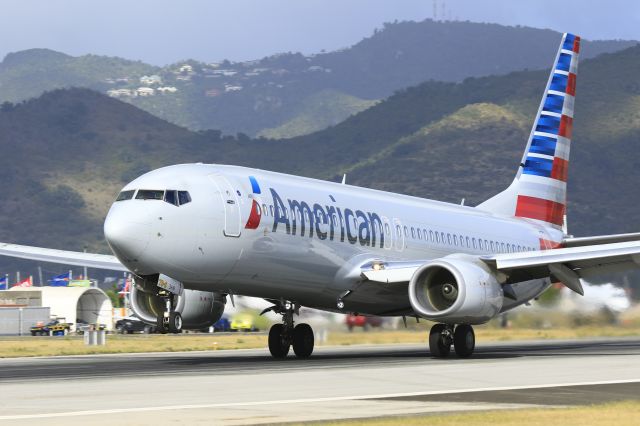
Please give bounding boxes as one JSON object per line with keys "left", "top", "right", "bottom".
{"left": 393, "top": 218, "right": 405, "bottom": 251}
{"left": 209, "top": 174, "right": 241, "bottom": 237}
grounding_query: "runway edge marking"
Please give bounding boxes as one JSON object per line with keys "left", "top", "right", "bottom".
{"left": 1, "top": 378, "right": 639, "bottom": 420}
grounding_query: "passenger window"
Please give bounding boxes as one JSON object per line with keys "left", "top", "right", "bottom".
{"left": 256, "top": 204, "right": 262, "bottom": 215}
{"left": 441, "top": 232, "right": 445, "bottom": 244}
{"left": 453, "top": 235, "right": 458, "bottom": 246}
{"left": 479, "top": 239, "right": 484, "bottom": 250}
{"left": 490, "top": 241, "right": 495, "bottom": 251}
{"left": 501, "top": 243, "right": 506, "bottom": 252}
{"left": 164, "top": 190, "right": 178, "bottom": 206}
{"left": 472, "top": 238, "right": 477, "bottom": 249}
{"left": 429, "top": 230, "right": 434, "bottom": 242}
{"left": 262, "top": 204, "right": 268, "bottom": 216}
{"left": 417, "top": 228, "right": 422, "bottom": 240}
{"left": 116, "top": 190, "right": 135, "bottom": 201}
{"left": 396, "top": 225, "right": 401, "bottom": 236}
{"left": 178, "top": 191, "right": 192, "bottom": 205}
{"left": 466, "top": 237, "right": 470, "bottom": 248}
{"left": 447, "top": 234, "right": 452, "bottom": 245}
{"left": 136, "top": 190, "right": 164, "bottom": 200}
{"left": 384, "top": 223, "right": 390, "bottom": 235}
{"left": 435, "top": 233, "right": 440, "bottom": 243}
{"left": 404, "top": 226, "right": 409, "bottom": 237}
{"left": 270, "top": 205, "right": 274, "bottom": 216}
{"left": 411, "top": 227, "right": 415, "bottom": 239}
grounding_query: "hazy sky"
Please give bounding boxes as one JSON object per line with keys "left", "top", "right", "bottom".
{"left": 1, "top": 0, "right": 638, "bottom": 65}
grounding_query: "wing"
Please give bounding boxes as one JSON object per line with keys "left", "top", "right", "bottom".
{"left": 0, "top": 242, "right": 127, "bottom": 272}
{"left": 563, "top": 231, "right": 640, "bottom": 247}
{"left": 361, "top": 239, "right": 640, "bottom": 296}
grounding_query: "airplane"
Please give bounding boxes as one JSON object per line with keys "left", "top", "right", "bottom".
{"left": 1, "top": 33, "right": 640, "bottom": 359}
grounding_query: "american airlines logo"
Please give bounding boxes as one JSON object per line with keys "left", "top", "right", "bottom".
{"left": 269, "top": 188, "right": 386, "bottom": 248}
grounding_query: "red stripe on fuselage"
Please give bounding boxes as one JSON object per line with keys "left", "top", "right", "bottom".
{"left": 245, "top": 199, "right": 262, "bottom": 229}
{"left": 539, "top": 238, "right": 564, "bottom": 250}
{"left": 515, "top": 195, "right": 565, "bottom": 226}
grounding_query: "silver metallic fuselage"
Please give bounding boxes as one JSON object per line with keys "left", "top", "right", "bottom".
{"left": 104, "top": 164, "right": 558, "bottom": 316}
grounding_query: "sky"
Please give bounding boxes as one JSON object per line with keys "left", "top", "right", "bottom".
{"left": 0, "top": 0, "right": 638, "bottom": 65}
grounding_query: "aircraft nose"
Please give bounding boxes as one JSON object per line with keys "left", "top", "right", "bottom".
{"left": 104, "top": 205, "right": 151, "bottom": 262}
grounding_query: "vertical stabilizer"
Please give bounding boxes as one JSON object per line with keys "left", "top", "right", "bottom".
{"left": 477, "top": 33, "right": 580, "bottom": 231}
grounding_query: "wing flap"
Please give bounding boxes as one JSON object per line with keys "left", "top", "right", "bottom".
{"left": 0, "top": 242, "right": 127, "bottom": 271}
{"left": 563, "top": 232, "right": 640, "bottom": 248}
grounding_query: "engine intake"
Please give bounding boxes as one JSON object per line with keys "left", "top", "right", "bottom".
{"left": 130, "top": 276, "right": 226, "bottom": 330}
{"left": 408, "top": 256, "right": 504, "bottom": 324}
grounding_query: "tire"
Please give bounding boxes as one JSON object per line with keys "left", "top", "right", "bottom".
{"left": 168, "top": 312, "right": 183, "bottom": 334}
{"left": 453, "top": 324, "right": 475, "bottom": 358}
{"left": 157, "top": 315, "right": 168, "bottom": 334}
{"left": 429, "top": 324, "right": 451, "bottom": 358}
{"left": 292, "top": 323, "right": 314, "bottom": 358}
{"left": 268, "top": 324, "right": 290, "bottom": 358}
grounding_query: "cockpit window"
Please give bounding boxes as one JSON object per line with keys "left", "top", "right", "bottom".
{"left": 164, "top": 190, "right": 178, "bottom": 206}
{"left": 115, "top": 190, "right": 135, "bottom": 201}
{"left": 136, "top": 190, "right": 164, "bottom": 200}
{"left": 178, "top": 191, "right": 192, "bottom": 205}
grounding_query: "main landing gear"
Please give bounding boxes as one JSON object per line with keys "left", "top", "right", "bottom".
{"left": 156, "top": 291, "right": 182, "bottom": 334}
{"left": 265, "top": 301, "right": 314, "bottom": 359}
{"left": 429, "top": 323, "right": 475, "bottom": 358}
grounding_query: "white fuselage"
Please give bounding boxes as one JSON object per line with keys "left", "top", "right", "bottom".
{"left": 104, "top": 164, "right": 558, "bottom": 316}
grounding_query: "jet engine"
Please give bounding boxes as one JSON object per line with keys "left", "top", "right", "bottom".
{"left": 130, "top": 276, "right": 226, "bottom": 330}
{"left": 408, "top": 256, "right": 504, "bottom": 324}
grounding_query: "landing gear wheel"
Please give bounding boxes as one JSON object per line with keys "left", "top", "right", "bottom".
{"left": 292, "top": 323, "right": 314, "bottom": 358}
{"left": 168, "top": 312, "right": 183, "bottom": 334}
{"left": 268, "top": 324, "right": 290, "bottom": 358}
{"left": 157, "top": 315, "right": 168, "bottom": 334}
{"left": 453, "top": 324, "right": 475, "bottom": 358}
{"left": 429, "top": 324, "right": 451, "bottom": 358}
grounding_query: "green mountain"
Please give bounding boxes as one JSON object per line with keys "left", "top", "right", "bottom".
{"left": 257, "top": 90, "right": 378, "bottom": 139}
{"left": 0, "top": 20, "right": 635, "bottom": 137}
{"left": 2, "top": 43, "right": 640, "bottom": 275}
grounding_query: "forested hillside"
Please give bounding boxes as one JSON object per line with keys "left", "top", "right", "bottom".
{"left": 0, "top": 20, "right": 635, "bottom": 136}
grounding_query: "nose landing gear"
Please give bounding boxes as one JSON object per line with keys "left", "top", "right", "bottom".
{"left": 157, "top": 291, "right": 182, "bottom": 334}
{"left": 429, "top": 323, "right": 475, "bottom": 358}
{"left": 264, "top": 301, "right": 314, "bottom": 359}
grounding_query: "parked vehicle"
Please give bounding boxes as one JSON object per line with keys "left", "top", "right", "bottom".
{"left": 346, "top": 314, "right": 383, "bottom": 331}
{"left": 213, "top": 316, "right": 231, "bottom": 332}
{"left": 115, "top": 317, "right": 155, "bottom": 334}
{"left": 30, "top": 319, "right": 73, "bottom": 336}
{"left": 230, "top": 314, "right": 258, "bottom": 332}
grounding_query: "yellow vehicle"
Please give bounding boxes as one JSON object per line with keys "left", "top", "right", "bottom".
{"left": 30, "top": 319, "right": 72, "bottom": 336}
{"left": 230, "top": 314, "right": 258, "bottom": 332}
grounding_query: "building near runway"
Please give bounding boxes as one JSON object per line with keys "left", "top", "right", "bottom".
{"left": 0, "top": 287, "right": 113, "bottom": 334}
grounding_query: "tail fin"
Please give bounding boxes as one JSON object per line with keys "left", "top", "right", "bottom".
{"left": 477, "top": 33, "right": 580, "bottom": 231}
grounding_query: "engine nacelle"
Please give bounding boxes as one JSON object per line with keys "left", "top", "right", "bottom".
{"left": 408, "top": 256, "right": 504, "bottom": 324}
{"left": 130, "top": 277, "right": 226, "bottom": 330}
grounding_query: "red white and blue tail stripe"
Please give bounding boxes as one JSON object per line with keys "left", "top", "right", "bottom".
{"left": 478, "top": 33, "right": 580, "bottom": 231}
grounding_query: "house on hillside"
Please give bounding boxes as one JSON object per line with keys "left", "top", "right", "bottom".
{"left": 107, "top": 88, "right": 134, "bottom": 98}
{"left": 139, "top": 75, "right": 162, "bottom": 85}
{"left": 136, "top": 87, "right": 155, "bottom": 96}
{"left": 224, "top": 85, "right": 243, "bottom": 92}
{"left": 157, "top": 86, "right": 178, "bottom": 94}
{"left": 178, "top": 64, "right": 193, "bottom": 74}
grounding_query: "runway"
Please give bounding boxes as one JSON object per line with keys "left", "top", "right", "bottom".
{"left": 1, "top": 338, "right": 639, "bottom": 425}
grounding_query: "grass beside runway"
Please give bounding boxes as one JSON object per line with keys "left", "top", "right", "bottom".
{"left": 1, "top": 325, "right": 640, "bottom": 358}
{"left": 305, "top": 400, "right": 640, "bottom": 426}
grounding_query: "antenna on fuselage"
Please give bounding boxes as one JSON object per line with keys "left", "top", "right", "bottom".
{"left": 341, "top": 174, "right": 347, "bottom": 185}
{"left": 460, "top": 198, "right": 465, "bottom": 206}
